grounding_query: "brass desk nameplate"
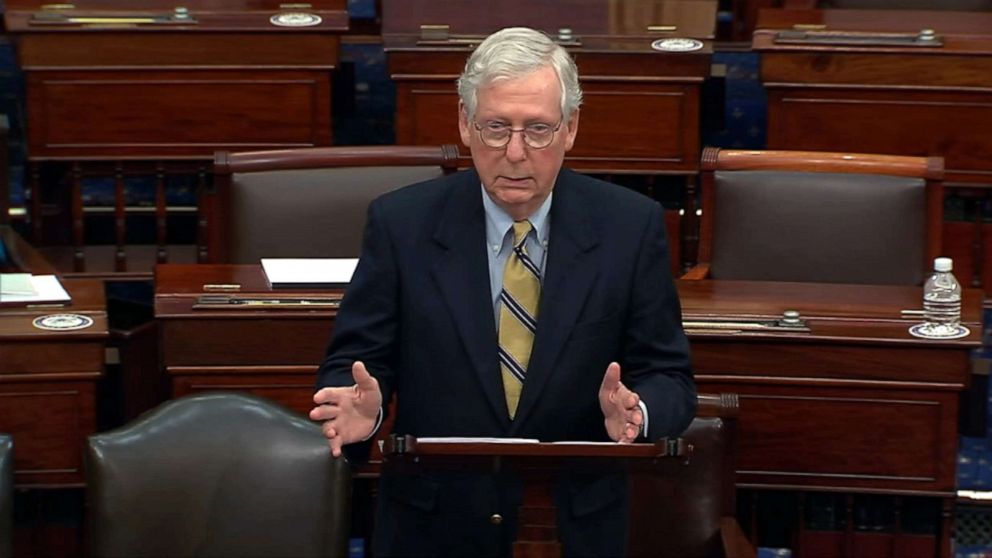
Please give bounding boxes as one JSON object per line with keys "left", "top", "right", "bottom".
{"left": 30, "top": 8, "right": 197, "bottom": 26}
{"left": 683, "top": 311, "right": 809, "bottom": 335}
{"left": 775, "top": 29, "right": 943, "bottom": 48}
{"left": 194, "top": 294, "right": 341, "bottom": 310}
{"left": 416, "top": 24, "right": 581, "bottom": 47}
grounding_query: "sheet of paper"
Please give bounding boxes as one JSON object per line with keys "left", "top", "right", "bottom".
{"left": 0, "top": 274, "right": 71, "bottom": 304}
{"left": 549, "top": 441, "right": 622, "bottom": 445}
{"left": 416, "top": 437, "right": 540, "bottom": 444}
{"left": 0, "top": 273, "right": 36, "bottom": 296}
{"left": 261, "top": 258, "right": 359, "bottom": 288}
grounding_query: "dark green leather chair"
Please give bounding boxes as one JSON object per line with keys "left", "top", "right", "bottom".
{"left": 86, "top": 393, "right": 350, "bottom": 558}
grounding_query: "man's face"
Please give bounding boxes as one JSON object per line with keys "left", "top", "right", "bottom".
{"left": 459, "top": 65, "right": 580, "bottom": 221}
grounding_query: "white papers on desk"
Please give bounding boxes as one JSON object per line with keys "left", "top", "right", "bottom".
{"left": 261, "top": 258, "right": 359, "bottom": 289}
{"left": 0, "top": 274, "right": 71, "bottom": 304}
{"left": 0, "top": 273, "right": 34, "bottom": 296}
{"left": 416, "top": 437, "right": 540, "bottom": 444}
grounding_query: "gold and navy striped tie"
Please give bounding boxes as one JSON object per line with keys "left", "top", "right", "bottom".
{"left": 498, "top": 220, "right": 541, "bottom": 419}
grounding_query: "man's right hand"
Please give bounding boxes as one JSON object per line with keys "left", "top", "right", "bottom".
{"left": 310, "top": 361, "right": 383, "bottom": 457}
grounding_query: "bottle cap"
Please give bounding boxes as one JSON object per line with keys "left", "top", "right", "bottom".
{"left": 934, "top": 257, "right": 953, "bottom": 272}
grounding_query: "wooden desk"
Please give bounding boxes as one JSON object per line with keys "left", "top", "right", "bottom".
{"left": 155, "top": 264, "right": 340, "bottom": 413}
{"left": 382, "top": 0, "right": 715, "bottom": 175}
{"left": 0, "top": 230, "right": 108, "bottom": 488}
{"left": 681, "top": 279, "right": 981, "bottom": 494}
{"left": 2, "top": 0, "right": 348, "bottom": 273}
{"left": 155, "top": 264, "right": 980, "bottom": 489}
{"left": 682, "top": 279, "right": 981, "bottom": 557}
{"left": 155, "top": 265, "right": 981, "bottom": 556}
{"left": 3, "top": 1, "right": 347, "bottom": 160}
{"left": 754, "top": 9, "right": 992, "bottom": 188}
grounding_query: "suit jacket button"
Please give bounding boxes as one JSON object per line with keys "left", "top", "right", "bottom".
{"left": 490, "top": 513, "right": 503, "bottom": 525}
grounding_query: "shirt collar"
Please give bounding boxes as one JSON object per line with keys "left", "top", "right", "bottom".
{"left": 482, "top": 184, "right": 552, "bottom": 250}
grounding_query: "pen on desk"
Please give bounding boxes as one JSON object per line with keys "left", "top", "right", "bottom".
{"left": 901, "top": 309, "right": 925, "bottom": 317}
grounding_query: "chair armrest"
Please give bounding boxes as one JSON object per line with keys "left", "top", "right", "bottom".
{"left": 681, "top": 264, "right": 711, "bottom": 280}
{"left": 720, "top": 516, "right": 757, "bottom": 558}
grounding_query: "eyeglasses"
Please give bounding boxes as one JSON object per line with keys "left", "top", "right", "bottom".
{"left": 472, "top": 119, "right": 563, "bottom": 150}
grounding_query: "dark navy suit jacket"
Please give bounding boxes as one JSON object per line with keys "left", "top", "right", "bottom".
{"left": 317, "top": 167, "right": 695, "bottom": 557}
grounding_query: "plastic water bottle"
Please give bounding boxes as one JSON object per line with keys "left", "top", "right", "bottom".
{"left": 922, "top": 257, "right": 962, "bottom": 336}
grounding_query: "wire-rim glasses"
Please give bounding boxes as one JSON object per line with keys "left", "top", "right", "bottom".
{"left": 472, "top": 119, "right": 563, "bottom": 150}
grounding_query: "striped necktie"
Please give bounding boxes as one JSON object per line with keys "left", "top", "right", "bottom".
{"left": 498, "top": 220, "right": 541, "bottom": 419}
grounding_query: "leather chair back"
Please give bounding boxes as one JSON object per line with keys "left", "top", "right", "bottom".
{"left": 0, "top": 434, "right": 11, "bottom": 558}
{"left": 207, "top": 145, "right": 460, "bottom": 263}
{"left": 628, "top": 394, "right": 750, "bottom": 558}
{"left": 86, "top": 393, "right": 350, "bottom": 558}
{"left": 696, "top": 148, "right": 943, "bottom": 285}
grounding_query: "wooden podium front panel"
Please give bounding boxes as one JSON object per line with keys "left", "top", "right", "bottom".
{"left": 0, "top": 279, "right": 108, "bottom": 487}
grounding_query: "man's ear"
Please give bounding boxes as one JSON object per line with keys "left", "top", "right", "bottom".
{"left": 458, "top": 101, "right": 472, "bottom": 148}
{"left": 562, "top": 108, "right": 580, "bottom": 152}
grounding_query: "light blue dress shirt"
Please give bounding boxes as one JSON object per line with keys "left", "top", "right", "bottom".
{"left": 481, "top": 184, "right": 552, "bottom": 325}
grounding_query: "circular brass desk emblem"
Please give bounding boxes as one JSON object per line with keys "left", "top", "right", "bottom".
{"left": 908, "top": 323, "right": 970, "bottom": 340}
{"left": 32, "top": 313, "right": 94, "bottom": 331}
{"left": 270, "top": 12, "right": 322, "bottom": 27}
{"left": 650, "top": 38, "right": 704, "bottom": 52}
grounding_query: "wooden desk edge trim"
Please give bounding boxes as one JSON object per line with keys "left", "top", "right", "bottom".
{"left": 696, "top": 375, "right": 967, "bottom": 390}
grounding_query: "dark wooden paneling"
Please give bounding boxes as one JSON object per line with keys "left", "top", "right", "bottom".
{"left": 386, "top": 35, "right": 710, "bottom": 174}
{"left": 17, "top": 33, "right": 341, "bottom": 68}
{"left": 694, "top": 340, "right": 971, "bottom": 384}
{"left": 0, "top": 276, "right": 107, "bottom": 487}
{"left": 28, "top": 70, "right": 331, "bottom": 158}
{"left": 693, "top": 383, "right": 958, "bottom": 493}
{"left": 0, "top": 343, "right": 104, "bottom": 373}
{"left": 172, "top": 373, "right": 318, "bottom": 413}
{"left": 161, "top": 319, "right": 334, "bottom": 366}
{"left": 0, "top": 384, "right": 96, "bottom": 487}
{"left": 755, "top": 12, "right": 992, "bottom": 188}
{"left": 766, "top": 88, "right": 992, "bottom": 185}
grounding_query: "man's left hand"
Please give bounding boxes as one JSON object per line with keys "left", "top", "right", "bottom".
{"left": 598, "top": 361, "right": 643, "bottom": 443}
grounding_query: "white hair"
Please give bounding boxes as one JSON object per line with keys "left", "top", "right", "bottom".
{"left": 457, "top": 27, "right": 583, "bottom": 121}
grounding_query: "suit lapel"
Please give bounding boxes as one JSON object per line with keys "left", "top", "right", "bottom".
{"left": 429, "top": 170, "right": 510, "bottom": 428}
{"left": 511, "top": 170, "right": 600, "bottom": 431}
